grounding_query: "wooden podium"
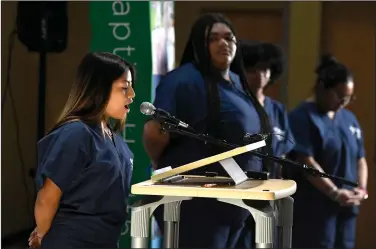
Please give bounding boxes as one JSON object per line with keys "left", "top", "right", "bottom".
{"left": 130, "top": 140, "right": 296, "bottom": 248}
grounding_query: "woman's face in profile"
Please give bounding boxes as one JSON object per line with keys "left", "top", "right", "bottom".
{"left": 208, "top": 22, "right": 237, "bottom": 70}
{"left": 105, "top": 70, "right": 135, "bottom": 120}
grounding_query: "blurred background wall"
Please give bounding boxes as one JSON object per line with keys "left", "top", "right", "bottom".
{"left": 2, "top": 1, "right": 375, "bottom": 247}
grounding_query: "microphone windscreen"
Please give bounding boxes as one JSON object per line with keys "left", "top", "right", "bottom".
{"left": 140, "top": 102, "right": 155, "bottom": 115}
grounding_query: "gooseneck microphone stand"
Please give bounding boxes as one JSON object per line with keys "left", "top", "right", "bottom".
{"left": 159, "top": 119, "right": 358, "bottom": 188}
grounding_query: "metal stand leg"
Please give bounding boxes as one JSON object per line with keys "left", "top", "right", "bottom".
{"left": 254, "top": 213, "right": 274, "bottom": 248}
{"left": 130, "top": 207, "right": 150, "bottom": 248}
{"left": 130, "top": 196, "right": 191, "bottom": 248}
{"left": 276, "top": 196, "right": 294, "bottom": 248}
{"left": 173, "top": 222, "right": 180, "bottom": 248}
{"left": 163, "top": 201, "right": 183, "bottom": 248}
{"left": 217, "top": 198, "right": 275, "bottom": 249}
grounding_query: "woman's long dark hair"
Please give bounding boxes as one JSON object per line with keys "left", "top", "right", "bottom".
{"left": 50, "top": 52, "right": 135, "bottom": 134}
{"left": 180, "top": 13, "right": 273, "bottom": 172}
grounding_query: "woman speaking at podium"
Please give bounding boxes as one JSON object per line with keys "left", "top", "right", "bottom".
{"left": 288, "top": 54, "right": 368, "bottom": 249}
{"left": 143, "top": 13, "right": 272, "bottom": 248}
{"left": 29, "top": 53, "right": 136, "bottom": 248}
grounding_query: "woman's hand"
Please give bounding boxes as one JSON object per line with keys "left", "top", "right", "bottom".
{"left": 335, "top": 188, "right": 364, "bottom": 206}
{"left": 352, "top": 187, "right": 368, "bottom": 202}
{"left": 330, "top": 188, "right": 359, "bottom": 206}
{"left": 28, "top": 228, "right": 43, "bottom": 249}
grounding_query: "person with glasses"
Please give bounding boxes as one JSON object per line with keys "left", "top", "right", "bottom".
{"left": 288, "top": 54, "right": 368, "bottom": 249}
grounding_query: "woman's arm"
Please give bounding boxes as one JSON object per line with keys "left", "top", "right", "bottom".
{"left": 296, "top": 154, "right": 357, "bottom": 204}
{"left": 34, "top": 122, "right": 91, "bottom": 236}
{"left": 357, "top": 157, "right": 368, "bottom": 189}
{"left": 296, "top": 154, "right": 339, "bottom": 194}
{"left": 34, "top": 178, "right": 62, "bottom": 238}
{"left": 142, "top": 72, "right": 193, "bottom": 168}
{"left": 143, "top": 120, "right": 170, "bottom": 168}
{"left": 352, "top": 157, "right": 368, "bottom": 201}
{"left": 352, "top": 116, "right": 368, "bottom": 200}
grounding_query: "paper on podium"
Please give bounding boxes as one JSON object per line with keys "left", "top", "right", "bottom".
{"left": 151, "top": 140, "right": 266, "bottom": 185}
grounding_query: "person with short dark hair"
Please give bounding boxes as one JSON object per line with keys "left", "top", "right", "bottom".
{"left": 29, "top": 52, "right": 136, "bottom": 248}
{"left": 289, "top": 54, "right": 368, "bottom": 248}
{"left": 143, "top": 13, "right": 272, "bottom": 248}
{"left": 235, "top": 40, "right": 295, "bottom": 248}
{"left": 239, "top": 40, "right": 295, "bottom": 177}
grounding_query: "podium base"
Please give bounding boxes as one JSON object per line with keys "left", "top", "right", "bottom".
{"left": 130, "top": 195, "right": 293, "bottom": 248}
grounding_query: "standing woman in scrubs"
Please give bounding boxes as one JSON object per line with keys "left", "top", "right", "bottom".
{"left": 289, "top": 54, "right": 368, "bottom": 249}
{"left": 28, "top": 52, "right": 136, "bottom": 248}
{"left": 235, "top": 40, "right": 295, "bottom": 248}
{"left": 239, "top": 40, "right": 295, "bottom": 177}
{"left": 143, "top": 13, "right": 272, "bottom": 248}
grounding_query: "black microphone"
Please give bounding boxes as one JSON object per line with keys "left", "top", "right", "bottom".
{"left": 243, "top": 133, "right": 270, "bottom": 143}
{"left": 140, "top": 102, "right": 190, "bottom": 129}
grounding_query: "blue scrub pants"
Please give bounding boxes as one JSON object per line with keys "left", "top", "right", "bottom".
{"left": 154, "top": 198, "right": 250, "bottom": 248}
{"left": 41, "top": 228, "right": 118, "bottom": 248}
{"left": 292, "top": 202, "right": 357, "bottom": 249}
{"left": 234, "top": 215, "right": 255, "bottom": 248}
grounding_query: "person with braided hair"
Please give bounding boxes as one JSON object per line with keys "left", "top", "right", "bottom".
{"left": 143, "top": 13, "right": 272, "bottom": 248}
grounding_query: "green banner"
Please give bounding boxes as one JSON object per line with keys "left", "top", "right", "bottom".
{"left": 89, "top": 1, "right": 153, "bottom": 248}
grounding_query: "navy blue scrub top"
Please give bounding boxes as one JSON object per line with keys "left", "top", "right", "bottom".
{"left": 264, "top": 96, "right": 295, "bottom": 158}
{"left": 153, "top": 62, "right": 263, "bottom": 173}
{"left": 36, "top": 121, "right": 133, "bottom": 247}
{"left": 264, "top": 97, "right": 295, "bottom": 178}
{"left": 289, "top": 102, "right": 365, "bottom": 212}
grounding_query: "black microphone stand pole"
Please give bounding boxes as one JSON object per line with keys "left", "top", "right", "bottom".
{"left": 159, "top": 120, "right": 358, "bottom": 188}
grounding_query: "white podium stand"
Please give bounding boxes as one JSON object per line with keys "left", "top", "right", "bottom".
{"left": 130, "top": 140, "right": 296, "bottom": 248}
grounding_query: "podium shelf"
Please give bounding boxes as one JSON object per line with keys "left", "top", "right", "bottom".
{"left": 131, "top": 177, "right": 296, "bottom": 201}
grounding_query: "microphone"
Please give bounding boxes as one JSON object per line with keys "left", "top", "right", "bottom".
{"left": 140, "top": 102, "right": 190, "bottom": 129}
{"left": 243, "top": 133, "right": 270, "bottom": 143}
